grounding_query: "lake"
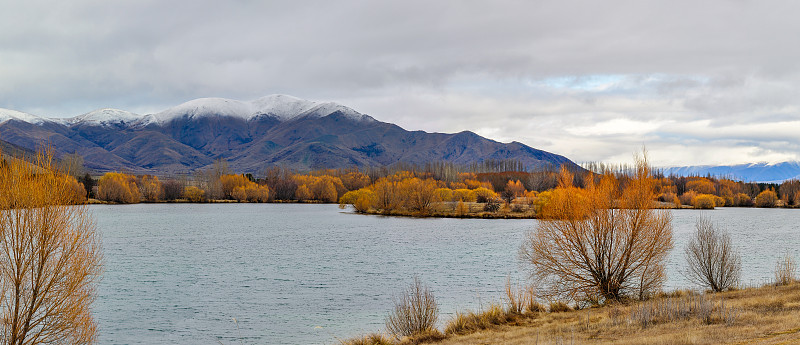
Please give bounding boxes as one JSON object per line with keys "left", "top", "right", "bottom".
{"left": 91, "top": 204, "right": 800, "bottom": 344}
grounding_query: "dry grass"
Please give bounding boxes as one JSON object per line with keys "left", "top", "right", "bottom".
{"left": 430, "top": 282, "right": 800, "bottom": 345}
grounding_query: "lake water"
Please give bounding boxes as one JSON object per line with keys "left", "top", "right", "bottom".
{"left": 91, "top": 204, "right": 800, "bottom": 344}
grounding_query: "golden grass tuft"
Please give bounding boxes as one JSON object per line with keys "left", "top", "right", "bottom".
{"left": 339, "top": 333, "right": 395, "bottom": 345}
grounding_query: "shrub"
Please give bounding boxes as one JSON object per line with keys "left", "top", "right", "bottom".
{"left": 679, "top": 191, "right": 697, "bottom": 206}
{"left": 549, "top": 301, "right": 572, "bottom": 313}
{"left": 473, "top": 187, "right": 495, "bottom": 203}
{"left": 733, "top": 193, "right": 753, "bottom": 207}
{"left": 443, "top": 304, "right": 511, "bottom": 336}
{"left": 755, "top": 189, "right": 778, "bottom": 208}
{"left": 184, "top": 186, "right": 206, "bottom": 202}
{"left": 385, "top": 277, "right": 439, "bottom": 339}
{"left": 693, "top": 194, "right": 716, "bottom": 209}
{"left": 483, "top": 198, "right": 500, "bottom": 212}
{"left": 775, "top": 253, "right": 797, "bottom": 286}
{"left": 684, "top": 216, "right": 741, "bottom": 292}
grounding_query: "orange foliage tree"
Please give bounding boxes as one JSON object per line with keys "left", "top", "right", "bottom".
{"left": 0, "top": 150, "right": 102, "bottom": 343}
{"left": 97, "top": 172, "right": 141, "bottom": 203}
{"left": 522, "top": 156, "right": 673, "bottom": 302}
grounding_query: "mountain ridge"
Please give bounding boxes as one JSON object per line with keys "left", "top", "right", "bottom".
{"left": 0, "top": 95, "right": 577, "bottom": 174}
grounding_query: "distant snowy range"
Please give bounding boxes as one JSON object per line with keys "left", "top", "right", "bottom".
{"left": 0, "top": 95, "right": 576, "bottom": 174}
{"left": 661, "top": 162, "right": 800, "bottom": 183}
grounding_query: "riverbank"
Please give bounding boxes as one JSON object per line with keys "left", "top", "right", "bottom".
{"left": 347, "top": 282, "right": 800, "bottom": 345}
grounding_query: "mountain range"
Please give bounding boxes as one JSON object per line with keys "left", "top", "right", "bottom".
{"left": 662, "top": 162, "right": 800, "bottom": 183}
{"left": 0, "top": 95, "right": 577, "bottom": 174}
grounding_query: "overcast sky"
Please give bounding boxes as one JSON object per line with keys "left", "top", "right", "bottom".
{"left": 2, "top": 0, "right": 800, "bottom": 166}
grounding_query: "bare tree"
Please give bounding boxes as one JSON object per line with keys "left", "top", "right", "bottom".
{"left": 385, "top": 277, "right": 439, "bottom": 338}
{"left": 521, "top": 153, "right": 673, "bottom": 302}
{"left": 684, "top": 216, "right": 741, "bottom": 292}
{"left": 0, "top": 150, "right": 102, "bottom": 344}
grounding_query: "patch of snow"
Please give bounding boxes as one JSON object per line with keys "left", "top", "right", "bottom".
{"left": 0, "top": 108, "right": 51, "bottom": 125}
{"left": 69, "top": 108, "right": 148, "bottom": 127}
{"left": 250, "top": 94, "right": 317, "bottom": 120}
{"left": 152, "top": 94, "right": 376, "bottom": 123}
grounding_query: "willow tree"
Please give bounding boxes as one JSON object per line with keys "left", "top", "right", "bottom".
{"left": 0, "top": 151, "right": 102, "bottom": 344}
{"left": 521, "top": 154, "right": 672, "bottom": 302}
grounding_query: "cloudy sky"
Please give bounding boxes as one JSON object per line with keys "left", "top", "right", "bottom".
{"left": 2, "top": 0, "right": 799, "bottom": 166}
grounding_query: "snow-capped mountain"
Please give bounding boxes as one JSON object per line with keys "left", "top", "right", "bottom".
{"left": 69, "top": 108, "right": 155, "bottom": 128}
{"left": 153, "top": 95, "right": 374, "bottom": 124}
{"left": 662, "top": 161, "right": 800, "bottom": 183}
{"left": 0, "top": 95, "right": 576, "bottom": 173}
{"left": 0, "top": 108, "right": 54, "bottom": 126}
{"left": 0, "top": 95, "right": 374, "bottom": 127}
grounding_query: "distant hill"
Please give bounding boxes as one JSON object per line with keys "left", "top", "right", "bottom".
{"left": 0, "top": 95, "right": 579, "bottom": 174}
{"left": 662, "top": 162, "right": 800, "bottom": 183}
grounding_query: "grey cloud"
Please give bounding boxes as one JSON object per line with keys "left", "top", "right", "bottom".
{"left": 3, "top": 0, "right": 800, "bottom": 164}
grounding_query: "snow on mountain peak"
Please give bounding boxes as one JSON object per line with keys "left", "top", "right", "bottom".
{"left": 0, "top": 95, "right": 375, "bottom": 128}
{"left": 70, "top": 108, "right": 153, "bottom": 127}
{"left": 0, "top": 108, "right": 51, "bottom": 125}
{"left": 152, "top": 95, "right": 374, "bottom": 123}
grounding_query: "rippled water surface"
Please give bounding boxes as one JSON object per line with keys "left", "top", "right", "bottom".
{"left": 92, "top": 204, "right": 800, "bottom": 344}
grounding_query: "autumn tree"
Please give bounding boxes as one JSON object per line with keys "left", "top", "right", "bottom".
{"left": 400, "top": 178, "right": 440, "bottom": 213}
{"left": 97, "top": 172, "right": 141, "bottom": 204}
{"left": 220, "top": 174, "right": 251, "bottom": 199}
{"left": 161, "top": 179, "right": 185, "bottom": 200}
{"left": 0, "top": 150, "right": 102, "bottom": 344}
{"left": 372, "top": 178, "right": 401, "bottom": 211}
{"left": 194, "top": 159, "right": 230, "bottom": 200}
{"left": 138, "top": 175, "right": 163, "bottom": 202}
{"left": 184, "top": 186, "right": 206, "bottom": 202}
{"left": 779, "top": 179, "right": 800, "bottom": 207}
{"left": 754, "top": 189, "right": 778, "bottom": 208}
{"left": 685, "top": 177, "right": 716, "bottom": 195}
{"left": 521, "top": 154, "right": 673, "bottom": 302}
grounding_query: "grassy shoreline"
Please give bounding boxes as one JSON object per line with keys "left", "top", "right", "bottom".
{"left": 345, "top": 282, "right": 800, "bottom": 345}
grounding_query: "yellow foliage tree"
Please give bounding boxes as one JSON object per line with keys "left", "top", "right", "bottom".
{"left": 184, "top": 186, "right": 206, "bottom": 202}
{"left": 399, "top": 178, "right": 440, "bottom": 213}
{"left": 372, "top": 178, "right": 401, "bottom": 211}
{"left": 295, "top": 184, "right": 312, "bottom": 201}
{"left": 755, "top": 189, "right": 778, "bottom": 208}
{"left": 138, "top": 175, "right": 163, "bottom": 202}
{"left": 220, "top": 174, "right": 251, "bottom": 199}
{"left": 0, "top": 150, "right": 102, "bottom": 343}
{"left": 686, "top": 177, "right": 716, "bottom": 195}
{"left": 97, "top": 172, "right": 141, "bottom": 203}
{"left": 451, "top": 189, "right": 477, "bottom": 202}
